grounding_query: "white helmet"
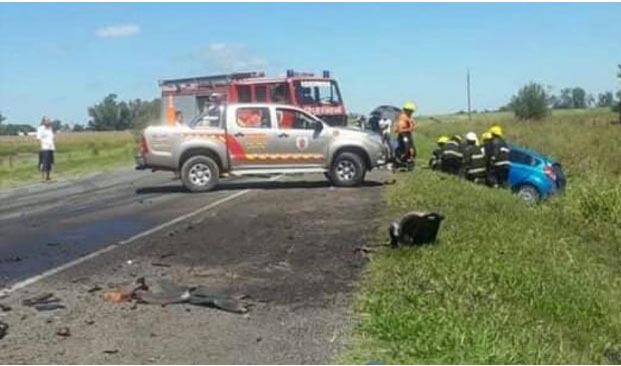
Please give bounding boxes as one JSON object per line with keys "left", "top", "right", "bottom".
{"left": 465, "top": 131, "right": 478, "bottom": 142}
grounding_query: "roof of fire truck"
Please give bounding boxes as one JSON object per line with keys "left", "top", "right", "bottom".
{"left": 159, "top": 71, "right": 335, "bottom": 89}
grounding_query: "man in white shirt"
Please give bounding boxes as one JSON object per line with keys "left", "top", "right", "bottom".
{"left": 36, "top": 117, "right": 55, "bottom": 181}
{"left": 379, "top": 117, "right": 394, "bottom": 160}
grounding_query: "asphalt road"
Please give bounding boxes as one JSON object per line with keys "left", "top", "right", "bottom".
{"left": 0, "top": 167, "right": 389, "bottom": 363}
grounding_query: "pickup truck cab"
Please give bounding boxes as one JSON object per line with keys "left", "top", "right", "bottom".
{"left": 136, "top": 103, "right": 387, "bottom": 192}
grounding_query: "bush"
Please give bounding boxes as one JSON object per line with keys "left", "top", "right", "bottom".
{"left": 511, "top": 82, "right": 549, "bottom": 120}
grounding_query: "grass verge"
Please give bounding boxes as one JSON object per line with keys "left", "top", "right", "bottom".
{"left": 342, "top": 109, "right": 621, "bottom": 364}
{"left": 0, "top": 131, "right": 136, "bottom": 187}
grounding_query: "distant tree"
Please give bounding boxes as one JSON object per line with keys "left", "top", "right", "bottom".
{"left": 128, "top": 98, "right": 161, "bottom": 130}
{"left": 51, "top": 119, "right": 63, "bottom": 132}
{"left": 586, "top": 93, "right": 595, "bottom": 107}
{"left": 571, "top": 87, "right": 587, "bottom": 109}
{"left": 72, "top": 124, "right": 85, "bottom": 132}
{"left": 554, "top": 88, "right": 574, "bottom": 109}
{"left": 0, "top": 112, "right": 5, "bottom": 125}
{"left": 88, "top": 94, "right": 160, "bottom": 131}
{"left": 88, "top": 94, "right": 131, "bottom": 131}
{"left": 598, "top": 92, "right": 615, "bottom": 107}
{"left": 510, "top": 82, "right": 549, "bottom": 120}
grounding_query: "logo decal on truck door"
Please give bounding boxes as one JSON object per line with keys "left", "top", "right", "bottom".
{"left": 296, "top": 136, "right": 309, "bottom": 152}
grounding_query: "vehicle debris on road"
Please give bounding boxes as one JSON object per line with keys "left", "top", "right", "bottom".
{"left": 0, "top": 320, "right": 8, "bottom": 340}
{"left": 22, "top": 292, "right": 66, "bottom": 311}
{"left": 389, "top": 211, "right": 445, "bottom": 246}
{"left": 131, "top": 278, "right": 250, "bottom": 314}
{"left": 56, "top": 326, "right": 71, "bottom": 337}
{"left": 0, "top": 303, "right": 12, "bottom": 312}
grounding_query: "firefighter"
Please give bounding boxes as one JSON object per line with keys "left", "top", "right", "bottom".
{"left": 429, "top": 136, "right": 449, "bottom": 170}
{"left": 394, "top": 102, "right": 416, "bottom": 164}
{"left": 462, "top": 132, "right": 487, "bottom": 183}
{"left": 440, "top": 135, "right": 463, "bottom": 175}
{"left": 481, "top": 131, "right": 494, "bottom": 185}
{"left": 488, "top": 125, "right": 511, "bottom": 187}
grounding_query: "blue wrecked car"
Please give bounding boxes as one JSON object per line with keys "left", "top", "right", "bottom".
{"left": 509, "top": 145, "right": 566, "bottom": 204}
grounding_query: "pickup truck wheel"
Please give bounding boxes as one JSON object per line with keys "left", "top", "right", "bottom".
{"left": 517, "top": 185, "right": 541, "bottom": 205}
{"left": 181, "top": 156, "right": 219, "bottom": 192}
{"left": 330, "top": 152, "right": 366, "bottom": 187}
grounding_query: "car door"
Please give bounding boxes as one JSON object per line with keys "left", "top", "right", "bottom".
{"left": 271, "top": 107, "right": 330, "bottom": 168}
{"left": 227, "top": 105, "right": 279, "bottom": 170}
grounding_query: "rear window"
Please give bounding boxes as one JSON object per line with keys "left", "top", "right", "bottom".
{"left": 236, "top": 107, "right": 271, "bottom": 129}
{"left": 510, "top": 150, "right": 536, "bottom": 166}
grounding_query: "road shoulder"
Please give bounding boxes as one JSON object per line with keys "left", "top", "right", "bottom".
{"left": 0, "top": 174, "right": 386, "bottom": 364}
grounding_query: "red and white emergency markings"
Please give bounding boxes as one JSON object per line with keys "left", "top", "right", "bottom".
{"left": 303, "top": 105, "right": 345, "bottom": 116}
{"left": 181, "top": 132, "right": 323, "bottom": 163}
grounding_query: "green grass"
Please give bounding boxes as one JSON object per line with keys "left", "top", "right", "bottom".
{"left": 0, "top": 131, "right": 137, "bottom": 187}
{"left": 343, "top": 108, "right": 621, "bottom": 364}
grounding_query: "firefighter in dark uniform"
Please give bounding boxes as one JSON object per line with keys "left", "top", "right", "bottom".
{"left": 481, "top": 132, "right": 494, "bottom": 185}
{"left": 429, "top": 136, "right": 449, "bottom": 170}
{"left": 488, "top": 125, "right": 511, "bottom": 187}
{"left": 462, "top": 132, "right": 487, "bottom": 183}
{"left": 440, "top": 135, "right": 464, "bottom": 175}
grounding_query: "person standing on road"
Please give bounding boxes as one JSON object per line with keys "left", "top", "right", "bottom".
{"left": 379, "top": 116, "right": 393, "bottom": 160}
{"left": 489, "top": 125, "right": 511, "bottom": 187}
{"left": 36, "top": 117, "right": 55, "bottom": 182}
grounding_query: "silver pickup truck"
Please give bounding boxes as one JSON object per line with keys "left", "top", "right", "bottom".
{"left": 136, "top": 103, "right": 387, "bottom": 192}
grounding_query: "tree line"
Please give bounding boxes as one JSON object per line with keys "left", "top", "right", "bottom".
{"left": 507, "top": 64, "right": 621, "bottom": 120}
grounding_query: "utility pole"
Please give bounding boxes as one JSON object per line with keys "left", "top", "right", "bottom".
{"left": 617, "top": 64, "right": 621, "bottom": 125}
{"left": 467, "top": 69, "right": 472, "bottom": 121}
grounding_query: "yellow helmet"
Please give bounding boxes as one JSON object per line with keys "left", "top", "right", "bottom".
{"left": 489, "top": 125, "right": 503, "bottom": 136}
{"left": 482, "top": 131, "right": 492, "bottom": 141}
{"left": 403, "top": 102, "right": 417, "bottom": 111}
{"left": 451, "top": 134, "right": 463, "bottom": 142}
{"left": 437, "top": 136, "right": 449, "bottom": 144}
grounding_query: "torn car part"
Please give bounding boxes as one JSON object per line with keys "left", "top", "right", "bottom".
{"left": 389, "top": 212, "right": 445, "bottom": 246}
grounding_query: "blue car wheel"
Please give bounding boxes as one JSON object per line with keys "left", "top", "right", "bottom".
{"left": 517, "top": 185, "right": 541, "bottom": 205}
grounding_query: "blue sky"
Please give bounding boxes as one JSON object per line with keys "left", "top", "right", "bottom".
{"left": 1, "top": 2, "right": 620, "bottom": 125}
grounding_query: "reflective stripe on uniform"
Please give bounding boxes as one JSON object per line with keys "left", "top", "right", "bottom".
{"left": 442, "top": 150, "right": 463, "bottom": 158}
{"left": 471, "top": 153, "right": 485, "bottom": 159}
{"left": 494, "top": 161, "right": 510, "bottom": 166}
{"left": 500, "top": 147, "right": 510, "bottom": 153}
{"left": 467, "top": 167, "right": 487, "bottom": 174}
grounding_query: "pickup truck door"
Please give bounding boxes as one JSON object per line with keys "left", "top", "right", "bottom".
{"left": 226, "top": 106, "right": 280, "bottom": 170}
{"left": 270, "top": 107, "right": 331, "bottom": 168}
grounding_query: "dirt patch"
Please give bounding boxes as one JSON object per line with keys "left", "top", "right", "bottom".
{"left": 0, "top": 173, "right": 387, "bottom": 364}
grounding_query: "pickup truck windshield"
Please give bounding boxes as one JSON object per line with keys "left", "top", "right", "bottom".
{"left": 294, "top": 80, "right": 342, "bottom": 105}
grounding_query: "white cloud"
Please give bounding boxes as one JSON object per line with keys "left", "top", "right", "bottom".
{"left": 202, "top": 43, "right": 267, "bottom": 72}
{"left": 95, "top": 24, "right": 140, "bottom": 39}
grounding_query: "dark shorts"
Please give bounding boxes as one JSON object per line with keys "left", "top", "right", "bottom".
{"left": 39, "top": 150, "right": 54, "bottom": 171}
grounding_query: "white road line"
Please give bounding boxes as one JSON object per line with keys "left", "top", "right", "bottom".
{"left": 0, "top": 184, "right": 262, "bottom": 297}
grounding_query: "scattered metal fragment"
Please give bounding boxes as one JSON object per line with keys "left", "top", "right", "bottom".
{"left": 389, "top": 211, "right": 445, "bottom": 246}
{"left": 103, "top": 349, "right": 119, "bottom": 354}
{"left": 56, "top": 327, "right": 71, "bottom": 337}
{"left": 22, "top": 293, "right": 65, "bottom": 311}
{"left": 33, "top": 303, "right": 66, "bottom": 312}
{"left": 0, "top": 321, "right": 8, "bottom": 340}
{"left": 159, "top": 252, "right": 176, "bottom": 259}
{"left": 84, "top": 320, "right": 95, "bottom": 325}
{"left": 151, "top": 262, "right": 171, "bottom": 268}
{"left": 132, "top": 279, "right": 249, "bottom": 314}
{"left": 87, "top": 285, "right": 103, "bottom": 293}
{"left": 0, "top": 303, "right": 11, "bottom": 312}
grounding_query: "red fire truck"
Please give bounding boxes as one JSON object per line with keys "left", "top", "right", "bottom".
{"left": 159, "top": 70, "right": 348, "bottom": 126}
